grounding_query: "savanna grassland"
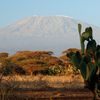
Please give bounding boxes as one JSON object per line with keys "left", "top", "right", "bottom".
{"left": 0, "top": 49, "right": 94, "bottom": 100}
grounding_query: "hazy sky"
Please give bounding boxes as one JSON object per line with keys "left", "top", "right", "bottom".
{"left": 0, "top": 0, "right": 100, "bottom": 27}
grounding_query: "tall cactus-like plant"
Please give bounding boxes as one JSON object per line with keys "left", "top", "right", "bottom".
{"left": 67, "top": 24, "right": 100, "bottom": 99}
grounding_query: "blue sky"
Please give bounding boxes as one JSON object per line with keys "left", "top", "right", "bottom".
{"left": 0, "top": 0, "right": 100, "bottom": 27}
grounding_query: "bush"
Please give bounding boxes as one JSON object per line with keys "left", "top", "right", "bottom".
{"left": 0, "top": 59, "right": 13, "bottom": 75}
{"left": 15, "top": 66, "right": 26, "bottom": 75}
{"left": 0, "top": 53, "right": 8, "bottom": 58}
{"left": 46, "top": 65, "right": 66, "bottom": 75}
{"left": 0, "top": 59, "right": 26, "bottom": 76}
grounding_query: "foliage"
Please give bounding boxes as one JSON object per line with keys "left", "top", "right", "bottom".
{"left": 62, "top": 48, "right": 81, "bottom": 55}
{"left": 0, "top": 52, "right": 8, "bottom": 58}
{"left": 0, "top": 58, "right": 26, "bottom": 76}
{"left": 67, "top": 24, "right": 100, "bottom": 99}
{"left": 8, "top": 51, "right": 65, "bottom": 75}
{"left": 46, "top": 65, "right": 66, "bottom": 75}
{"left": 0, "top": 50, "right": 79, "bottom": 76}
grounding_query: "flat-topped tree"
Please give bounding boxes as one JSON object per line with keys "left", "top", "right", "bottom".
{"left": 67, "top": 24, "right": 100, "bottom": 99}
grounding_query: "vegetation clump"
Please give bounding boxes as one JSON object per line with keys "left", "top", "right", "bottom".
{"left": 0, "top": 58, "right": 26, "bottom": 76}
{"left": 0, "top": 51, "right": 68, "bottom": 75}
{"left": 46, "top": 65, "right": 66, "bottom": 75}
{"left": 0, "top": 52, "right": 8, "bottom": 58}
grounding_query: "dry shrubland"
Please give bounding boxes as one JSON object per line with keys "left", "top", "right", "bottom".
{"left": 0, "top": 49, "right": 80, "bottom": 76}
{"left": 0, "top": 49, "right": 85, "bottom": 100}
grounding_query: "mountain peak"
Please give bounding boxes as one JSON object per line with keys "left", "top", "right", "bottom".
{"left": 0, "top": 16, "right": 100, "bottom": 55}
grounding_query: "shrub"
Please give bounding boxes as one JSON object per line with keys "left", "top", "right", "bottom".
{"left": 0, "top": 53, "right": 8, "bottom": 58}
{"left": 46, "top": 65, "right": 66, "bottom": 75}
{"left": 0, "top": 59, "right": 26, "bottom": 76}
{"left": 0, "top": 59, "right": 14, "bottom": 76}
{"left": 15, "top": 66, "right": 26, "bottom": 75}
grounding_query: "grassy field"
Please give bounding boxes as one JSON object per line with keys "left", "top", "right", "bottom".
{"left": 0, "top": 74, "right": 94, "bottom": 100}
{"left": 1, "top": 74, "right": 84, "bottom": 88}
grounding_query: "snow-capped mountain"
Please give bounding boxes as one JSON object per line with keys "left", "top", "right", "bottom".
{"left": 0, "top": 16, "right": 100, "bottom": 55}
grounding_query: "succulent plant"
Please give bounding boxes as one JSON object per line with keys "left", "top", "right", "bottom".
{"left": 67, "top": 24, "right": 100, "bottom": 99}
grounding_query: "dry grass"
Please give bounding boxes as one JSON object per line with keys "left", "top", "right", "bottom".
{"left": 2, "top": 74, "right": 84, "bottom": 89}
{"left": 0, "top": 75, "right": 94, "bottom": 100}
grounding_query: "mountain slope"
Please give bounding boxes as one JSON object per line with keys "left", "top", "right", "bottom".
{"left": 0, "top": 16, "right": 100, "bottom": 55}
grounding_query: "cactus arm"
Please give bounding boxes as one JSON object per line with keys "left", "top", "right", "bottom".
{"left": 88, "top": 65, "right": 98, "bottom": 91}
{"left": 78, "top": 23, "right": 82, "bottom": 38}
{"left": 81, "top": 37, "right": 85, "bottom": 55}
{"left": 78, "top": 24, "right": 85, "bottom": 55}
{"left": 85, "top": 27, "right": 93, "bottom": 40}
{"left": 81, "top": 27, "right": 93, "bottom": 41}
{"left": 80, "top": 61, "right": 87, "bottom": 80}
